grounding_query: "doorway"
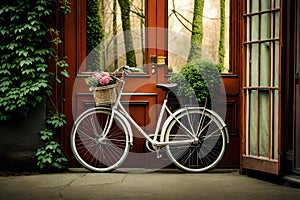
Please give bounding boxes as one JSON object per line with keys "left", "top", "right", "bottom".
{"left": 62, "top": 0, "right": 240, "bottom": 169}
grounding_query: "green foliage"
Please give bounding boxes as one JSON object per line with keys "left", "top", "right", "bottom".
{"left": 58, "top": 0, "right": 71, "bottom": 16}
{"left": 0, "top": 0, "right": 69, "bottom": 172}
{"left": 168, "top": 59, "right": 221, "bottom": 106}
{"left": 0, "top": 0, "right": 52, "bottom": 120}
{"left": 36, "top": 113, "right": 68, "bottom": 172}
{"left": 46, "top": 113, "right": 67, "bottom": 128}
{"left": 36, "top": 127, "right": 68, "bottom": 172}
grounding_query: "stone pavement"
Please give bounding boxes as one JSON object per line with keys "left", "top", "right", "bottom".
{"left": 0, "top": 169, "right": 300, "bottom": 200}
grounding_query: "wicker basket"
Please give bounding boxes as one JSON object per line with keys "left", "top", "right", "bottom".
{"left": 93, "top": 84, "right": 116, "bottom": 106}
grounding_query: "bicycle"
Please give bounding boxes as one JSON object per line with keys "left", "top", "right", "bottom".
{"left": 71, "top": 65, "right": 229, "bottom": 172}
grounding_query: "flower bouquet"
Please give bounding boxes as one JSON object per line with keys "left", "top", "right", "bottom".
{"left": 85, "top": 71, "right": 117, "bottom": 106}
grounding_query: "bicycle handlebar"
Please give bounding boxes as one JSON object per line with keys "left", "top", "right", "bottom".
{"left": 113, "top": 65, "right": 142, "bottom": 74}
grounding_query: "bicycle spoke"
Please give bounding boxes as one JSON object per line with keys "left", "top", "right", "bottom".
{"left": 71, "top": 108, "right": 129, "bottom": 172}
{"left": 166, "top": 108, "right": 226, "bottom": 172}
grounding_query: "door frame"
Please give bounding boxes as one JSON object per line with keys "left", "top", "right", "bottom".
{"left": 293, "top": 0, "right": 300, "bottom": 173}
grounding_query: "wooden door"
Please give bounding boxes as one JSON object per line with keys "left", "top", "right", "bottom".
{"left": 62, "top": 0, "right": 170, "bottom": 168}
{"left": 61, "top": 0, "right": 241, "bottom": 169}
{"left": 240, "top": 0, "right": 282, "bottom": 174}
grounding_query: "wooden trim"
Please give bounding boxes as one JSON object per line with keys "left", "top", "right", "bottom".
{"left": 243, "top": 8, "right": 280, "bottom": 17}
{"left": 242, "top": 156, "right": 279, "bottom": 174}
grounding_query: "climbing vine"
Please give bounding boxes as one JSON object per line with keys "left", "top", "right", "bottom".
{"left": 0, "top": 0, "right": 53, "bottom": 120}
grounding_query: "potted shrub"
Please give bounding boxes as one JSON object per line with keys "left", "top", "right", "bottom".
{"left": 168, "top": 59, "right": 221, "bottom": 108}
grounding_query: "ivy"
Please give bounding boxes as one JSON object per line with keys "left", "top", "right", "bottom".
{"left": 0, "top": 0, "right": 70, "bottom": 172}
{"left": 36, "top": 114, "right": 68, "bottom": 172}
{"left": 0, "top": 0, "right": 52, "bottom": 120}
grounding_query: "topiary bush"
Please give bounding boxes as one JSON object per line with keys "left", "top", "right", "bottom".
{"left": 168, "top": 59, "right": 221, "bottom": 107}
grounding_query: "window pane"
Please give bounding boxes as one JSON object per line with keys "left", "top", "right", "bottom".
{"left": 86, "top": 0, "right": 145, "bottom": 72}
{"left": 259, "top": 91, "right": 269, "bottom": 157}
{"left": 251, "top": 15, "right": 259, "bottom": 41}
{"left": 168, "top": 0, "right": 231, "bottom": 73}
{"left": 274, "top": 41, "right": 279, "bottom": 86}
{"left": 261, "top": 13, "right": 270, "bottom": 40}
{"left": 273, "top": 90, "right": 279, "bottom": 159}
{"left": 250, "top": 44, "right": 259, "bottom": 86}
{"left": 250, "top": 90, "right": 258, "bottom": 156}
{"left": 260, "top": 42, "right": 270, "bottom": 86}
{"left": 251, "top": 0, "right": 259, "bottom": 13}
{"left": 274, "top": 11, "right": 280, "bottom": 38}
{"left": 261, "top": 0, "right": 270, "bottom": 11}
{"left": 274, "top": 0, "right": 280, "bottom": 9}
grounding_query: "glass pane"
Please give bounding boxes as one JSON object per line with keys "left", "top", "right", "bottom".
{"left": 250, "top": 44, "right": 259, "bottom": 86}
{"left": 273, "top": 90, "right": 279, "bottom": 159}
{"left": 274, "top": 41, "right": 279, "bottom": 86}
{"left": 251, "top": 15, "right": 259, "bottom": 41}
{"left": 251, "top": 0, "right": 259, "bottom": 13}
{"left": 261, "top": 0, "right": 270, "bottom": 11}
{"left": 86, "top": 0, "right": 145, "bottom": 72}
{"left": 259, "top": 91, "right": 269, "bottom": 158}
{"left": 260, "top": 42, "right": 270, "bottom": 86}
{"left": 168, "top": 0, "right": 231, "bottom": 73}
{"left": 261, "top": 13, "right": 270, "bottom": 40}
{"left": 274, "top": 0, "right": 280, "bottom": 9}
{"left": 274, "top": 11, "right": 280, "bottom": 38}
{"left": 249, "top": 90, "right": 258, "bottom": 156}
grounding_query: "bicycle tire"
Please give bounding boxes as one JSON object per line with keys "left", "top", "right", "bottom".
{"left": 165, "top": 108, "right": 226, "bottom": 172}
{"left": 71, "top": 107, "right": 130, "bottom": 172}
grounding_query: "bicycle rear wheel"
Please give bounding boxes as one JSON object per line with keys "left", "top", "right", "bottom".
{"left": 165, "top": 108, "right": 226, "bottom": 172}
{"left": 71, "top": 107, "right": 129, "bottom": 172}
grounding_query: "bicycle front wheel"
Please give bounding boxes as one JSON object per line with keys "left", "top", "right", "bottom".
{"left": 71, "top": 107, "right": 129, "bottom": 172}
{"left": 165, "top": 108, "right": 226, "bottom": 172}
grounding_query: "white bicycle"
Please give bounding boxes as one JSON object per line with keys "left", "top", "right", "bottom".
{"left": 71, "top": 65, "right": 229, "bottom": 172}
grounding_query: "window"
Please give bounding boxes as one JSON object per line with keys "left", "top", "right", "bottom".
{"left": 168, "top": 0, "right": 230, "bottom": 73}
{"left": 86, "top": 0, "right": 145, "bottom": 72}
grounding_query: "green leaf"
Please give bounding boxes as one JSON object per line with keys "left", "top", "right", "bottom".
{"left": 61, "top": 69, "right": 70, "bottom": 78}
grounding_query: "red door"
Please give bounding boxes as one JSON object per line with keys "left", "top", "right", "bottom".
{"left": 61, "top": 0, "right": 240, "bottom": 169}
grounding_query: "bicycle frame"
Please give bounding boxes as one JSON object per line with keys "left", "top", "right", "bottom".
{"left": 101, "top": 67, "right": 197, "bottom": 148}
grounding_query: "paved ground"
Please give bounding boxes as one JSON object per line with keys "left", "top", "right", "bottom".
{"left": 0, "top": 168, "right": 300, "bottom": 200}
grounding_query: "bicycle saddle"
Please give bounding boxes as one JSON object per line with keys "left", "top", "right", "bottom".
{"left": 156, "top": 83, "right": 178, "bottom": 92}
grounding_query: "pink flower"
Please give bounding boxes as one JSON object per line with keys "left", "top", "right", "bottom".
{"left": 93, "top": 71, "right": 99, "bottom": 77}
{"left": 99, "top": 73, "right": 111, "bottom": 85}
